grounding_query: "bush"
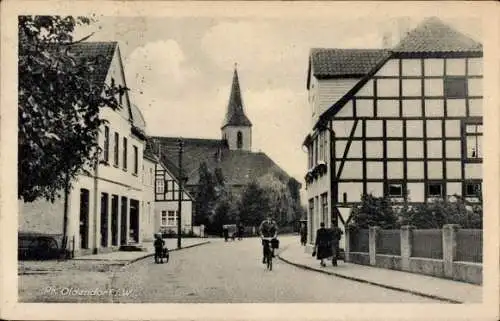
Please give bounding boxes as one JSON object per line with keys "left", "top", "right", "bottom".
{"left": 349, "top": 194, "right": 482, "bottom": 229}
{"left": 398, "top": 196, "right": 482, "bottom": 229}
{"left": 349, "top": 194, "right": 398, "bottom": 229}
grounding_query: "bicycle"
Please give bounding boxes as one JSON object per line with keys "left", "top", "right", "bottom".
{"left": 261, "top": 237, "right": 274, "bottom": 271}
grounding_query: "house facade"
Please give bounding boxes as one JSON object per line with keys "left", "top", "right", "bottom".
{"left": 303, "top": 18, "right": 483, "bottom": 246}
{"left": 152, "top": 150, "right": 195, "bottom": 235}
{"left": 19, "top": 42, "right": 155, "bottom": 255}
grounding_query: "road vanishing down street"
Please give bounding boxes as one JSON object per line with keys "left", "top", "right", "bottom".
{"left": 111, "top": 237, "right": 437, "bottom": 303}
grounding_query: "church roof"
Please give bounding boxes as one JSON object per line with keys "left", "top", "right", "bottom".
{"left": 221, "top": 67, "right": 252, "bottom": 128}
{"left": 149, "top": 136, "right": 292, "bottom": 189}
{"left": 393, "top": 17, "right": 482, "bottom": 53}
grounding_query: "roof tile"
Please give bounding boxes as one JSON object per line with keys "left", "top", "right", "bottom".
{"left": 310, "top": 49, "right": 390, "bottom": 78}
{"left": 393, "top": 17, "right": 482, "bottom": 53}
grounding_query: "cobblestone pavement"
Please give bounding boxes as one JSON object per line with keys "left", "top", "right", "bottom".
{"left": 110, "top": 237, "right": 438, "bottom": 303}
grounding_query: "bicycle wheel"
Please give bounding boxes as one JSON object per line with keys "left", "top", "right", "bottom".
{"left": 267, "top": 253, "right": 272, "bottom": 270}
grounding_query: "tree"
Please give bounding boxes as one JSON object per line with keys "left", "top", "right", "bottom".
{"left": 194, "top": 162, "right": 217, "bottom": 226}
{"left": 19, "top": 16, "right": 122, "bottom": 249}
{"left": 349, "top": 194, "right": 398, "bottom": 229}
{"left": 18, "top": 15, "right": 120, "bottom": 202}
{"left": 238, "top": 181, "right": 270, "bottom": 226}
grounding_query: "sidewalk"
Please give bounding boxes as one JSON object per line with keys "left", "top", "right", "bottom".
{"left": 73, "top": 238, "right": 210, "bottom": 265}
{"left": 277, "top": 238, "right": 482, "bottom": 304}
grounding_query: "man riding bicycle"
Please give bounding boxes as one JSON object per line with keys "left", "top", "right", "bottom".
{"left": 259, "top": 215, "right": 278, "bottom": 264}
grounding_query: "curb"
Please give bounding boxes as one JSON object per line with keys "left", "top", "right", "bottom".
{"left": 124, "top": 241, "right": 211, "bottom": 266}
{"left": 277, "top": 252, "right": 461, "bottom": 304}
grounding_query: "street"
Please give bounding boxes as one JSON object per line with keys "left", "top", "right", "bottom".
{"left": 110, "top": 236, "right": 437, "bottom": 303}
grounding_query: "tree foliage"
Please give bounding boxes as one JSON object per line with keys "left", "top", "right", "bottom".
{"left": 238, "top": 181, "right": 271, "bottom": 227}
{"left": 349, "top": 193, "right": 482, "bottom": 229}
{"left": 18, "top": 15, "right": 121, "bottom": 202}
{"left": 398, "top": 195, "right": 482, "bottom": 229}
{"left": 349, "top": 194, "right": 398, "bottom": 229}
{"left": 194, "top": 162, "right": 217, "bottom": 226}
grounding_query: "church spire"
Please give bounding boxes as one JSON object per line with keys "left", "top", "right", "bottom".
{"left": 221, "top": 64, "right": 252, "bottom": 129}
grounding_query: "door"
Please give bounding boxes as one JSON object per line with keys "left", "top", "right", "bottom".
{"left": 79, "top": 189, "right": 90, "bottom": 249}
{"left": 111, "top": 195, "right": 119, "bottom": 246}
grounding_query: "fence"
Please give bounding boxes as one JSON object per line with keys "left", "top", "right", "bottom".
{"left": 376, "top": 229, "right": 401, "bottom": 256}
{"left": 455, "top": 229, "right": 482, "bottom": 263}
{"left": 349, "top": 229, "right": 369, "bottom": 253}
{"left": 345, "top": 225, "right": 482, "bottom": 285}
{"left": 412, "top": 229, "right": 443, "bottom": 259}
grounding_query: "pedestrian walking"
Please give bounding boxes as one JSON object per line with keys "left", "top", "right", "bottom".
{"left": 299, "top": 222, "right": 307, "bottom": 246}
{"left": 154, "top": 233, "right": 165, "bottom": 264}
{"left": 238, "top": 223, "right": 244, "bottom": 240}
{"left": 223, "top": 225, "right": 229, "bottom": 242}
{"left": 313, "top": 222, "right": 332, "bottom": 267}
{"left": 330, "top": 223, "right": 343, "bottom": 266}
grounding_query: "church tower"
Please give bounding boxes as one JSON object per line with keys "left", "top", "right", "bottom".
{"left": 221, "top": 64, "right": 252, "bottom": 151}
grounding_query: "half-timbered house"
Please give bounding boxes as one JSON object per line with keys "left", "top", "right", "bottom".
{"left": 303, "top": 17, "right": 483, "bottom": 247}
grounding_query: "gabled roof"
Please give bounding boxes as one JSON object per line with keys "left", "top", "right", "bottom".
{"left": 131, "top": 103, "right": 147, "bottom": 133}
{"left": 149, "top": 136, "right": 293, "bottom": 189}
{"left": 68, "top": 41, "right": 147, "bottom": 139}
{"left": 307, "top": 49, "right": 390, "bottom": 89}
{"left": 393, "top": 17, "right": 482, "bottom": 53}
{"left": 308, "top": 17, "right": 483, "bottom": 131}
{"left": 221, "top": 67, "right": 252, "bottom": 128}
{"left": 68, "top": 41, "right": 118, "bottom": 91}
{"left": 150, "top": 136, "right": 226, "bottom": 185}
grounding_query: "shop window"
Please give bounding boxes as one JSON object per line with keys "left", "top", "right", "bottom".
{"left": 444, "top": 76, "right": 467, "bottom": 99}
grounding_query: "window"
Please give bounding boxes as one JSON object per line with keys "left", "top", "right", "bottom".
{"left": 123, "top": 137, "right": 128, "bottom": 170}
{"left": 321, "top": 193, "right": 328, "bottom": 224}
{"left": 465, "top": 123, "right": 482, "bottom": 160}
{"left": 427, "top": 182, "right": 443, "bottom": 198}
{"left": 103, "top": 126, "right": 110, "bottom": 162}
{"left": 114, "top": 132, "right": 119, "bottom": 166}
{"left": 319, "top": 132, "right": 324, "bottom": 161}
{"left": 465, "top": 182, "right": 481, "bottom": 197}
{"left": 387, "top": 182, "right": 403, "bottom": 197}
{"left": 237, "top": 131, "right": 243, "bottom": 149}
{"left": 308, "top": 144, "right": 313, "bottom": 169}
{"left": 133, "top": 145, "right": 138, "bottom": 174}
{"left": 156, "top": 179, "right": 164, "bottom": 194}
{"left": 161, "top": 211, "right": 167, "bottom": 226}
{"left": 314, "top": 138, "right": 319, "bottom": 165}
{"left": 167, "top": 211, "right": 178, "bottom": 226}
{"left": 444, "top": 76, "right": 467, "bottom": 99}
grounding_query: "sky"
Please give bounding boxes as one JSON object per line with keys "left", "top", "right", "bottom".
{"left": 73, "top": 14, "right": 481, "bottom": 199}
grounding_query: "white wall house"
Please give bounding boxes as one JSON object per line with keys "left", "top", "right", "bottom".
{"left": 303, "top": 18, "right": 483, "bottom": 248}
{"left": 19, "top": 42, "right": 154, "bottom": 255}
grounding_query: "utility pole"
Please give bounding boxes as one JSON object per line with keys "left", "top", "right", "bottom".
{"left": 177, "top": 138, "right": 184, "bottom": 249}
